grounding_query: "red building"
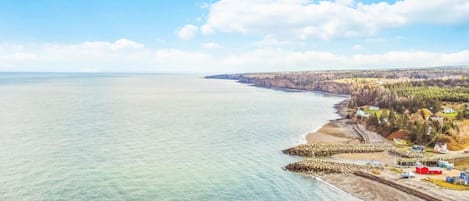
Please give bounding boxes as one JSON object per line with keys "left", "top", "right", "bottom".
{"left": 416, "top": 165, "right": 442, "bottom": 174}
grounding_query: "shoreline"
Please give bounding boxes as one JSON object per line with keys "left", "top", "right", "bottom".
{"left": 303, "top": 99, "right": 426, "bottom": 201}
{"left": 303, "top": 99, "right": 466, "bottom": 201}
{"left": 206, "top": 70, "right": 469, "bottom": 200}
{"left": 305, "top": 99, "right": 363, "bottom": 144}
{"left": 211, "top": 77, "right": 459, "bottom": 200}
{"left": 313, "top": 176, "right": 362, "bottom": 200}
{"left": 239, "top": 80, "right": 435, "bottom": 200}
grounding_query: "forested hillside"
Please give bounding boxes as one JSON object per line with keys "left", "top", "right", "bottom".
{"left": 207, "top": 66, "right": 469, "bottom": 149}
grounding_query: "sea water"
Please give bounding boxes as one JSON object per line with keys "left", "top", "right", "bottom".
{"left": 0, "top": 73, "right": 359, "bottom": 201}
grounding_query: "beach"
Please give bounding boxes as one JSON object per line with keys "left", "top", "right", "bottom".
{"left": 304, "top": 100, "right": 408, "bottom": 200}
{"left": 306, "top": 102, "right": 405, "bottom": 200}
{"left": 306, "top": 119, "right": 361, "bottom": 144}
{"left": 322, "top": 174, "right": 424, "bottom": 201}
{"left": 205, "top": 68, "right": 469, "bottom": 201}
{"left": 304, "top": 100, "right": 464, "bottom": 201}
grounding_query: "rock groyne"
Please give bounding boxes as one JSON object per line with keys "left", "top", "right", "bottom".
{"left": 283, "top": 143, "right": 392, "bottom": 157}
{"left": 285, "top": 159, "right": 383, "bottom": 174}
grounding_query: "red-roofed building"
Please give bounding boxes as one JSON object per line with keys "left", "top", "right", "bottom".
{"left": 416, "top": 165, "right": 442, "bottom": 174}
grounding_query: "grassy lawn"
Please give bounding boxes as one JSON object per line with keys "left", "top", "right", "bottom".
{"left": 388, "top": 167, "right": 404, "bottom": 174}
{"left": 441, "top": 112, "right": 458, "bottom": 118}
{"left": 422, "top": 178, "right": 469, "bottom": 190}
{"left": 364, "top": 108, "right": 388, "bottom": 118}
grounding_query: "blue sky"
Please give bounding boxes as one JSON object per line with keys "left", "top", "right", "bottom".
{"left": 1, "top": 0, "right": 469, "bottom": 73}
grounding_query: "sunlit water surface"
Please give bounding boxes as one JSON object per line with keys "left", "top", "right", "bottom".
{"left": 0, "top": 73, "right": 359, "bottom": 201}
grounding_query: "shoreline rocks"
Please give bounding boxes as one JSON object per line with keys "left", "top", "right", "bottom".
{"left": 285, "top": 159, "right": 383, "bottom": 174}
{"left": 283, "top": 143, "right": 392, "bottom": 157}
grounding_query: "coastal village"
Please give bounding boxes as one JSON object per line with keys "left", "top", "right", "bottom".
{"left": 208, "top": 67, "right": 469, "bottom": 201}
{"left": 283, "top": 100, "right": 469, "bottom": 201}
{"left": 285, "top": 75, "right": 469, "bottom": 200}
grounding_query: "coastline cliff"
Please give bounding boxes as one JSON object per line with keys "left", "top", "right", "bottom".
{"left": 206, "top": 67, "right": 469, "bottom": 96}
{"left": 205, "top": 73, "right": 352, "bottom": 95}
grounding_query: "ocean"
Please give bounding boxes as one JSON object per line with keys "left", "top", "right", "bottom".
{"left": 0, "top": 73, "right": 359, "bottom": 201}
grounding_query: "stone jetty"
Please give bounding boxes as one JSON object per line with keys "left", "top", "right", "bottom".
{"left": 285, "top": 159, "right": 383, "bottom": 174}
{"left": 283, "top": 143, "right": 392, "bottom": 157}
{"left": 389, "top": 148, "right": 424, "bottom": 158}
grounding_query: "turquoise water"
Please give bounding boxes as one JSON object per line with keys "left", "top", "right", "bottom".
{"left": 0, "top": 73, "right": 358, "bottom": 201}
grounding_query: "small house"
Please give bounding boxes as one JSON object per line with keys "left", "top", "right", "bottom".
{"left": 356, "top": 109, "right": 370, "bottom": 118}
{"left": 431, "top": 116, "right": 444, "bottom": 122}
{"left": 416, "top": 165, "right": 442, "bottom": 174}
{"left": 438, "top": 160, "right": 454, "bottom": 170}
{"left": 446, "top": 176, "right": 456, "bottom": 183}
{"left": 443, "top": 108, "right": 455, "bottom": 114}
{"left": 447, "top": 172, "right": 469, "bottom": 185}
{"left": 434, "top": 142, "right": 449, "bottom": 154}
{"left": 412, "top": 145, "right": 425, "bottom": 153}
{"left": 461, "top": 172, "right": 469, "bottom": 185}
{"left": 368, "top": 106, "right": 380, "bottom": 111}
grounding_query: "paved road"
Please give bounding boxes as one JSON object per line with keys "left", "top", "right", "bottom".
{"left": 353, "top": 124, "right": 387, "bottom": 144}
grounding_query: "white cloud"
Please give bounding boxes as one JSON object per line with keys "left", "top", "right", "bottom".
{"left": 254, "top": 34, "right": 289, "bottom": 46}
{"left": 177, "top": 24, "right": 199, "bottom": 40}
{"left": 198, "top": 0, "right": 469, "bottom": 40}
{"left": 0, "top": 52, "right": 37, "bottom": 61}
{"left": 1, "top": 39, "right": 469, "bottom": 73}
{"left": 224, "top": 48, "right": 469, "bottom": 72}
{"left": 0, "top": 43, "right": 25, "bottom": 51}
{"left": 200, "top": 24, "right": 215, "bottom": 35}
{"left": 80, "top": 38, "right": 144, "bottom": 50}
{"left": 201, "top": 42, "right": 222, "bottom": 49}
{"left": 224, "top": 48, "right": 346, "bottom": 71}
{"left": 352, "top": 44, "right": 363, "bottom": 50}
{"left": 0, "top": 39, "right": 152, "bottom": 72}
{"left": 111, "top": 38, "right": 144, "bottom": 49}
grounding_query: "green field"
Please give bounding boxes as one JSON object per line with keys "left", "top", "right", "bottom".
{"left": 364, "top": 108, "right": 388, "bottom": 118}
{"left": 441, "top": 112, "right": 458, "bottom": 118}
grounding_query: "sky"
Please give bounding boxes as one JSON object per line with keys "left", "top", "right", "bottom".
{"left": 1, "top": 0, "right": 469, "bottom": 73}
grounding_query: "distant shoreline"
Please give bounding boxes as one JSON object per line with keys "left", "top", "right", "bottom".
{"left": 207, "top": 70, "right": 469, "bottom": 200}
{"left": 209, "top": 76, "right": 372, "bottom": 199}
{"left": 210, "top": 77, "right": 426, "bottom": 200}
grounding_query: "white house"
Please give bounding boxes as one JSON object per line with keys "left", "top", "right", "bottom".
{"left": 369, "top": 106, "right": 380, "bottom": 111}
{"left": 443, "top": 108, "right": 455, "bottom": 114}
{"left": 431, "top": 116, "right": 444, "bottom": 123}
{"left": 356, "top": 109, "right": 370, "bottom": 118}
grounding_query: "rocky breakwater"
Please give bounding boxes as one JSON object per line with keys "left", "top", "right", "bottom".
{"left": 389, "top": 148, "right": 425, "bottom": 158}
{"left": 285, "top": 159, "right": 383, "bottom": 174}
{"left": 283, "top": 143, "right": 392, "bottom": 157}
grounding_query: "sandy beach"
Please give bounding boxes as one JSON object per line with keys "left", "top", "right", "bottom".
{"left": 305, "top": 100, "right": 410, "bottom": 201}
{"left": 303, "top": 100, "right": 463, "bottom": 201}
{"left": 306, "top": 119, "right": 361, "bottom": 144}
{"left": 306, "top": 100, "right": 361, "bottom": 144}
{"left": 321, "top": 174, "right": 424, "bottom": 201}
